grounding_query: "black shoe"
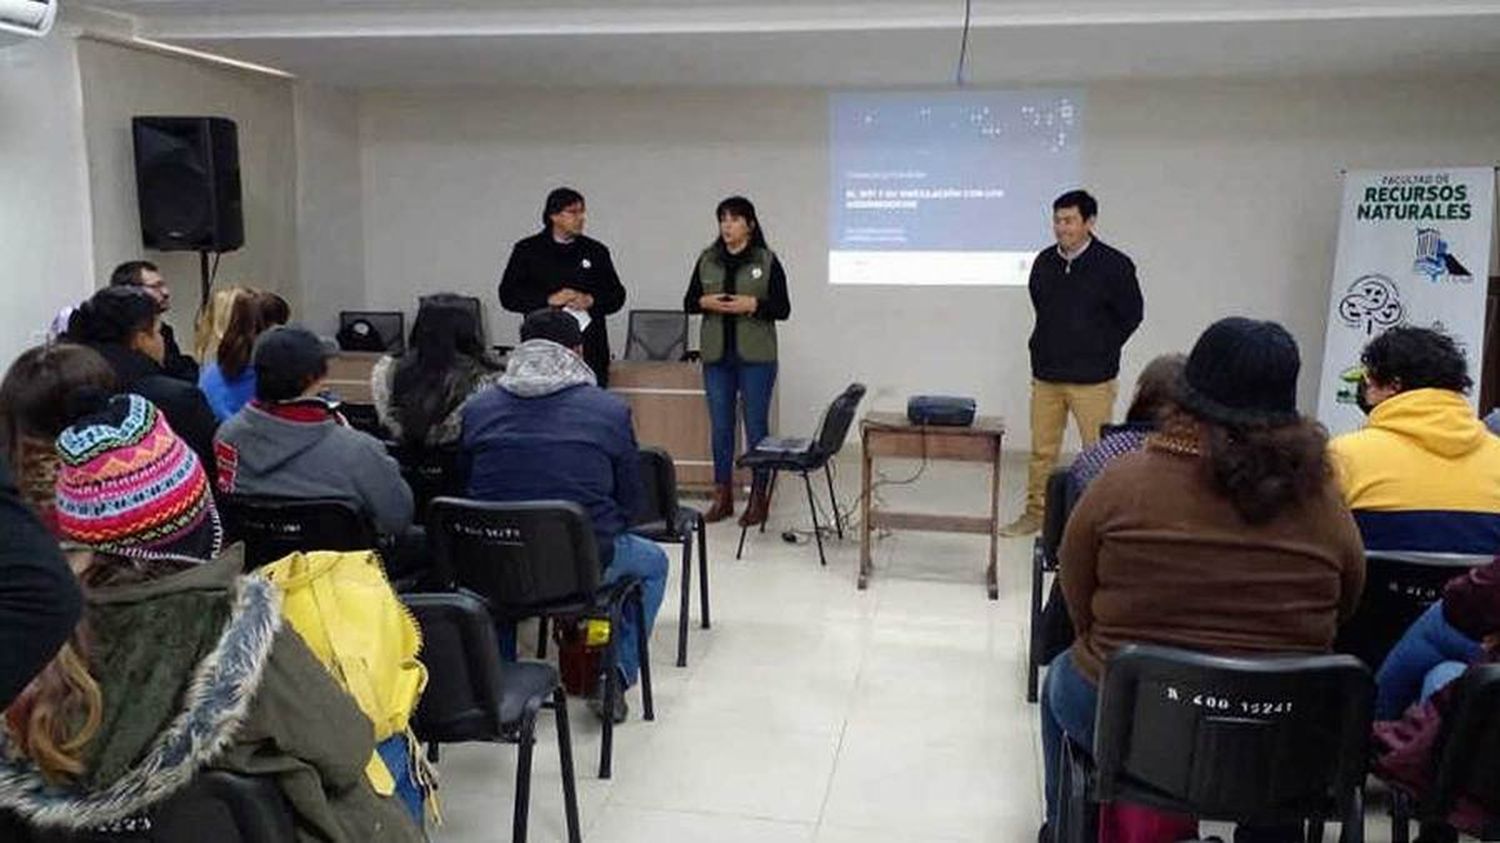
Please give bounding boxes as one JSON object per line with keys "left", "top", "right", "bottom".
{"left": 588, "top": 679, "right": 629, "bottom": 724}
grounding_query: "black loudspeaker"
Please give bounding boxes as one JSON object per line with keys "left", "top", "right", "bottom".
{"left": 131, "top": 116, "right": 244, "bottom": 253}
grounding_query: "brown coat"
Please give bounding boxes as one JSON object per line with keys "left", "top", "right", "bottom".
{"left": 1059, "top": 442, "right": 1366, "bottom": 683}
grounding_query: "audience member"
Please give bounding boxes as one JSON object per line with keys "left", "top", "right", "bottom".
{"left": 0, "top": 394, "right": 421, "bottom": 841}
{"left": 1040, "top": 317, "right": 1365, "bottom": 841}
{"left": 0, "top": 344, "right": 116, "bottom": 531}
{"left": 193, "top": 283, "right": 249, "bottom": 363}
{"left": 65, "top": 287, "right": 218, "bottom": 477}
{"left": 1375, "top": 557, "right": 1500, "bottom": 720}
{"left": 462, "top": 308, "right": 667, "bottom": 723}
{"left": 108, "top": 260, "right": 198, "bottom": 382}
{"left": 1064, "top": 352, "right": 1186, "bottom": 507}
{"left": 199, "top": 290, "right": 291, "bottom": 421}
{"left": 214, "top": 325, "right": 414, "bottom": 536}
{"left": 1330, "top": 325, "right": 1500, "bottom": 554}
{"left": 0, "top": 455, "right": 82, "bottom": 710}
{"left": 371, "top": 293, "right": 502, "bottom": 448}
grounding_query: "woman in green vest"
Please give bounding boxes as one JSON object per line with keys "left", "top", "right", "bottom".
{"left": 683, "top": 196, "right": 791, "bottom": 525}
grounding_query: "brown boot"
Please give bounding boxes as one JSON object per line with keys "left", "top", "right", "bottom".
{"left": 738, "top": 482, "right": 772, "bottom": 528}
{"left": 703, "top": 484, "right": 734, "bottom": 523}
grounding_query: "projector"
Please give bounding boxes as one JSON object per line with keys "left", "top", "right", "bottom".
{"left": 906, "top": 395, "right": 976, "bottom": 427}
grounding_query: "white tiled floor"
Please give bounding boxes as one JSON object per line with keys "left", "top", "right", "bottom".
{"left": 427, "top": 456, "right": 1405, "bottom": 842}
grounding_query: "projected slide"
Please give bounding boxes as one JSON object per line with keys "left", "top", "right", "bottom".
{"left": 829, "top": 89, "right": 1082, "bottom": 286}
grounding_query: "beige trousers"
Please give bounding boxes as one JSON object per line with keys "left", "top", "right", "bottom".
{"left": 1023, "top": 378, "right": 1118, "bottom": 517}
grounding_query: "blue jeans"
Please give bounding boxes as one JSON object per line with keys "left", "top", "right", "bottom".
{"left": 704, "top": 358, "right": 777, "bottom": 484}
{"left": 1041, "top": 649, "right": 1098, "bottom": 827}
{"left": 603, "top": 533, "right": 669, "bottom": 687}
{"left": 494, "top": 534, "right": 668, "bottom": 688}
{"left": 1375, "top": 601, "right": 1482, "bottom": 720}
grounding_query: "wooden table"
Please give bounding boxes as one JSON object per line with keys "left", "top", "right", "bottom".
{"left": 858, "top": 411, "right": 1006, "bottom": 599}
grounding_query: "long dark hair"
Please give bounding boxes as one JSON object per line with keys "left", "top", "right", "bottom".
{"left": 715, "top": 195, "right": 768, "bottom": 250}
{"left": 1194, "top": 415, "right": 1331, "bottom": 525}
{"left": 65, "top": 287, "right": 157, "bottom": 348}
{"left": 216, "top": 291, "right": 291, "bottom": 379}
{"left": 390, "top": 294, "right": 496, "bottom": 445}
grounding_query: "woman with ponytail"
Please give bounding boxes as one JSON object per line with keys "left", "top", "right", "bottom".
{"left": 1037, "top": 317, "right": 1367, "bottom": 841}
{"left": 198, "top": 290, "right": 291, "bottom": 421}
{"left": 65, "top": 287, "right": 220, "bottom": 477}
{"left": 0, "top": 393, "right": 422, "bottom": 842}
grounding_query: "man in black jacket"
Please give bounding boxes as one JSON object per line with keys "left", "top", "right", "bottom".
{"left": 109, "top": 260, "right": 200, "bottom": 383}
{"left": 1002, "top": 190, "right": 1143, "bottom": 536}
{"left": 498, "top": 187, "right": 627, "bottom": 386}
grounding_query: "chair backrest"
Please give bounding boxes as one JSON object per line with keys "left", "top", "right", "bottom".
{"left": 401, "top": 591, "right": 506, "bottom": 744}
{"left": 624, "top": 309, "right": 687, "bottom": 361}
{"left": 218, "top": 495, "right": 377, "bottom": 571}
{"left": 426, "top": 498, "right": 600, "bottom": 614}
{"left": 1334, "top": 552, "right": 1489, "bottom": 669}
{"left": 387, "top": 443, "right": 466, "bottom": 523}
{"left": 812, "top": 383, "right": 868, "bottom": 458}
{"left": 1039, "top": 467, "right": 1072, "bottom": 567}
{"left": 1429, "top": 662, "right": 1500, "bottom": 818}
{"left": 337, "top": 310, "right": 405, "bottom": 354}
{"left": 632, "top": 446, "right": 678, "bottom": 527}
{"left": 6, "top": 770, "right": 296, "bottom": 842}
{"left": 1095, "top": 644, "right": 1372, "bottom": 824}
{"left": 338, "top": 402, "right": 388, "bottom": 439}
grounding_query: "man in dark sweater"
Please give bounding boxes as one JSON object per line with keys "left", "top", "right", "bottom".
{"left": 109, "top": 260, "right": 199, "bottom": 383}
{"left": 1003, "top": 190, "right": 1143, "bottom": 536}
{"left": 498, "top": 187, "right": 627, "bottom": 386}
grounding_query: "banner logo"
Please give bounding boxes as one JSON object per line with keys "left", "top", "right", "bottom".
{"left": 1338, "top": 274, "right": 1405, "bottom": 335}
{"left": 1414, "top": 228, "right": 1472, "bottom": 283}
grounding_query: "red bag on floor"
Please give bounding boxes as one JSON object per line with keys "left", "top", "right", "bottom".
{"left": 1099, "top": 802, "right": 1199, "bottom": 843}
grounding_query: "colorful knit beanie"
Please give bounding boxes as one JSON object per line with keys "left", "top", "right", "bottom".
{"left": 54, "top": 393, "right": 221, "bottom": 561}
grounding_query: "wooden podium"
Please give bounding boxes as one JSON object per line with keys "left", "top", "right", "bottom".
{"left": 609, "top": 360, "right": 755, "bottom": 491}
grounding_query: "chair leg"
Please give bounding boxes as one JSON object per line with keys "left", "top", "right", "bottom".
{"left": 551, "top": 688, "right": 581, "bottom": 843}
{"left": 676, "top": 536, "right": 692, "bottom": 668}
{"left": 536, "top": 615, "right": 549, "bottom": 660}
{"left": 803, "top": 471, "right": 827, "bottom": 566}
{"left": 825, "top": 465, "right": 844, "bottom": 539}
{"left": 759, "top": 469, "right": 779, "bottom": 534}
{"left": 1307, "top": 818, "right": 1325, "bottom": 842}
{"left": 697, "top": 514, "right": 710, "bottom": 629}
{"left": 1390, "top": 789, "right": 1411, "bottom": 843}
{"left": 427, "top": 741, "right": 440, "bottom": 764}
{"left": 1027, "top": 541, "right": 1045, "bottom": 704}
{"left": 736, "top": 522, "right": 749, "bottom": 560}
{"left": 512, "top": 710, "right": 537, "bottom": 843}
{"left": 634, "top": 588, "right": 655, "bottom": 721}
{"left": 599, "top": 609, "right": 620, "bottom": 780}
{"left": 1340, "top": 786, "right": 1363, "bottom": 843}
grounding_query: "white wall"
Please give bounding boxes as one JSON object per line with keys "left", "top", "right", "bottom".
{"left": 293, "top": 82, "right": 366, "bottom": 336}
{"left": 0, "top": 32, "right": 97, "bottom": 367}
{"left": 358, "top": 78, "right": 1500, "bottom": 444}
{"left": 76, "top": 38, "right": 298, "bottom": 345}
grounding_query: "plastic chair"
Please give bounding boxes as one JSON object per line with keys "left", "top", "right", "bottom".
{"left": 1028, "top": 467, "right": 1073, "bottom": 703}
{"left": 1387, "top": 663, "right": 1500, "bottom": 842}
{"left": 426, "top": 497, "right": 654, "bottom": 779}
{"left": 623, "top": 309, "right": 687, "bottom": 361}
{"left": 2, "top": 770, "right": 296, "bottom": 842}
{"left": 735, "top": 383, "right": 866, "bottom": 566}
{"left": 1335, "top": 552, "right": 1490, "bottom": 670}
{"left": 386, "top": 442, "right": 466, "bottom": 524}
{"left": 1056, "top": 644, "right": 1373, "bottom": 843}
{"left": 402, "top": 592, "right": 581, "bottom": 843}
{"left": 217, "top": 495, "right": 377, "bottom": 571}
{"left": 337, "top": 310, "right": 405, "bottom": 353}
{"left": 632, "top": 446, "right": 710, "bottom": 667}
{"left": 339, "top": 402, "right": 389, "bottom": 439}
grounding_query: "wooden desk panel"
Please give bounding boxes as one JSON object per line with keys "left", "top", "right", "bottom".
{"left": 610, "top": 360, "right": 755, "bottom": 490}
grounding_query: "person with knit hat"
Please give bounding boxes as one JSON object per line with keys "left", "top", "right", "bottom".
{"left": 1036, "top": 317, "right": 1366, "bottom": 842}
{"left": 0, "top": 393, "right": 422, "bottom": 843}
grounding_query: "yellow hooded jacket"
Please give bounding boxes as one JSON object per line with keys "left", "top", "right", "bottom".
{"left": 1329, "top": 388, "right": 1500, "bottom": 553}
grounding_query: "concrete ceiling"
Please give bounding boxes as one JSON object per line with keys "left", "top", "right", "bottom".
{"left": 81, "top": 1, "right": 1500, "bottom": 87}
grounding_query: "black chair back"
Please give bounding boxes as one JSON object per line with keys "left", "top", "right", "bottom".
{"left": 402, "top": 591, "right": 506, "bottom": 744}
{"left": 337, "top": 310, "right": 405, "bottom": 353}
{"left": 1335, "top": 552, "right": 1489, "bottom": 669}
{"left": 218, "top": 495, "right": 377, "bottom": 570}
{"left": 1039, "top": 467, "right": 1071, "bottom": 567}
{"left": 339, "top": 402, "right": 388, "bottom": 439}
{"left": 1095, "top": 644, "right": 1372, "bottom": 824}
{"left": 632, "top": 446, "right": 678, "bottom": 528}
{"left": 624, "top": 309, "right": 688, "bottom": 361}
{"left": 387, "top": 443, "right": 466, "bottom": 522}
{"left": 812, "top": 383, "right": 867, "bottom": 459}
{"left": 5, "top": 771, "right": 295, "bottom": 842}
{"left": 1429, "top": 662, "right": 1500, "bottom": 818}
{"left": 427, "top": 498, "right": 601, "bottom": 615}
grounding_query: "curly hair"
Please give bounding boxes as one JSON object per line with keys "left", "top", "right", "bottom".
{"left": 1361, "top": 325, "right": 1471, "bottom": 394}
